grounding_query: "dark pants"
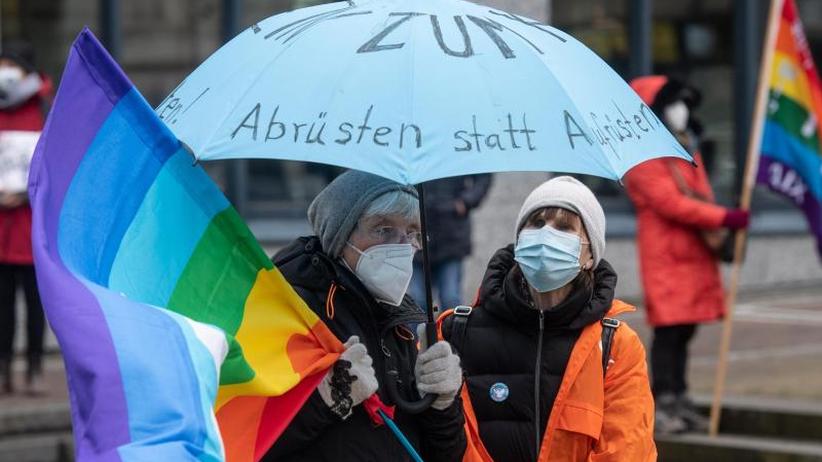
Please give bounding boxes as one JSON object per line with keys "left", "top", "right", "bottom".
{"left": 409, "top": 259, "right": 464, "bottom": 311}
{"left": 0, "top": 264, "right": 44, "bottom": 367}
{"left": 651, "top": 323, "right": 697, "bottom": 396}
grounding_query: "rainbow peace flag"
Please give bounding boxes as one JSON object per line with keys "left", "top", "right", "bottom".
{"left": 759, "top": 0, "right": 822, "bottom": 253}
{"left": 29, "top": 29, "right": 342, "bottom": 460}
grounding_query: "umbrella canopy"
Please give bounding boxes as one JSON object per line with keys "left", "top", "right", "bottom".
{"left": 159, "top": 0, "right": 689, "bottom": 184}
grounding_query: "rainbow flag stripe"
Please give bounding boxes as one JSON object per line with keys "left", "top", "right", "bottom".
{"left": 30, "top": 29, "right": 341, "bottom": 461}
{"left": 759, "top": 0, "right": 822, "bottom": 252}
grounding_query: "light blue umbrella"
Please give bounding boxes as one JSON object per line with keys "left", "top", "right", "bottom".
{"left": 158, "top": 0, "right": 691, "bottom": 421}
{"left": 159, "top": 0, "right": 689, "bottom": 184}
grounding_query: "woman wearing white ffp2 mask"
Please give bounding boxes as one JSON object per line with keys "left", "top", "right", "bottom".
{"left": 265, "top": 171, "right": 466, "bottom": 462}
{"left": 341, "top": 197, "right": 421, "bottom": 307}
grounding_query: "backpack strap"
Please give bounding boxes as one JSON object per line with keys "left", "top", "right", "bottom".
{"left": 449, "top": 305, "right": 473, "bottom": 354}
{"left": 601, "top": 317, "right": 621, "bottom": 377}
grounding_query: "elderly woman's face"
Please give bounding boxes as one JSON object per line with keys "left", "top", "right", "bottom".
{"left": 521, "top": 207, "right": 593, "bottom": 270}
{"left": 343, "top": 213, "right": 421, "bottom": 268}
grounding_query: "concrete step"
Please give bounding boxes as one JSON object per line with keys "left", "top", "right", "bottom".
{"left": 694, "top": 395, "right": 822, "bottom": 442}
{"left": 657, "top": 433, "right": 822, "bottom": 462}
{"left": 0, "top": 432, "right": 74, "bottom": 462}
{"left": 0, "top": 403, "right": 71, "bottom": 437}
{"left": 4, "top": 395, "right": 821, "bottom": 462}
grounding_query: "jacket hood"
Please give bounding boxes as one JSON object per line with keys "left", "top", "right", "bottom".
{"left": 630, "top": 75, "right": 701, "bottom": 117}
{"left": 477, "top": 245, "right": 617, "bottom": 330}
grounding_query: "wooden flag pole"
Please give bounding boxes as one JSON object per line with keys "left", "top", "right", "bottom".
{"left": 708, "top": 0, "right": 784, "bottom": 438}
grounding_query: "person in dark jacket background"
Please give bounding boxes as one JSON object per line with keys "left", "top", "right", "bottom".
{"left": 440, "top": 176, "right": 655, "bottom": 461}
{"left": 409, "top": 174, "right": 492, "bottom": 311}
{"left": 0, "top": 41, "right": 52, "bottom": 395}
{"left": 264, "top": 170, "right": 466, "bottom": 462}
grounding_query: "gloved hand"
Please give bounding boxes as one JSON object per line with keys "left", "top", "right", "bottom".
{"left": 722, "top": 208, "right": 750, "bottom": 230}
{"left": 318, "top": 336, "right": 378, "bottom": 420}
{"left": 415, "top": 325, "right": 462, "bottom": 411}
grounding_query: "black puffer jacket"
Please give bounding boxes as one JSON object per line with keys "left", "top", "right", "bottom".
{"left": 419, "top": 175, "right": 492, "bottom": 264}
{"left": 442, "top": 246, "right": 617, "bottom": 462}
{"left": 263, "top": 236, "right": 467, "bottom": 462}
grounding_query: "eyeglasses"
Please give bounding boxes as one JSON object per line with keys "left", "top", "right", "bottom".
{"left": 361, "top": 225, "right": 422, "bottom": 247}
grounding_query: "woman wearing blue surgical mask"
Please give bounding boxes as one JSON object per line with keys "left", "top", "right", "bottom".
{"left": 264, "top": 170, "right": 466, "bottom": 462}
{"left": 439, "top": 176, "right": 656, "bottom": 462}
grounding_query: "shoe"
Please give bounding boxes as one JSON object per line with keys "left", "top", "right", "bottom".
{"left": 25, "top": 371, "right": 47, "bottom": 396}
{"left": 25, "top": 355, "right": 47, "bottom": 396}
{"left": 654, "top": 393, "right": 688, "bottom": 435}
{"left": 0, "top": 357, "right": 13, "bottom": 395}
{"left": 675, "top": 393, "right": 709, "bottom": 433}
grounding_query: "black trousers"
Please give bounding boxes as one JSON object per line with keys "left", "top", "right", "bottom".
{"left": 0, "top": 264, "right": 44, "bottom": 364}
{"left": 651, "top": 323, "right": 697, "bottom": 396}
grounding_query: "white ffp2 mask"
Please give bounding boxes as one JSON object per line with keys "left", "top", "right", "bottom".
{"left": 347, "top": 242, "right": 415, "bottom": 306}
{"left": 664, "top": 100, "right": 690, "bottom": 133}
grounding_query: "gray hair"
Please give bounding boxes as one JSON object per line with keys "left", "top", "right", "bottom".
{"left": 360, "top": 189, "right": 420, "bottom": 222}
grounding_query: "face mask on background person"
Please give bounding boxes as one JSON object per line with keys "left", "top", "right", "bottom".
{"left": 0, "top": 66, "right": 41, "bottom": 109}
{"left": 514, "top": 225, "right": 588, "bottom": 293}
{"left": 663, "top": 100, "right": 690, "bottom": 134}
{"left": 346, "top": 242, "right": 415, "bottom": 306}
{"left": 0, "top": 66, "right": 24, "bottom": 91}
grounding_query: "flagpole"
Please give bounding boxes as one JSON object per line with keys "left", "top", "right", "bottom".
{"left": 709, "top": 0, "right": 784, "bottom": 438}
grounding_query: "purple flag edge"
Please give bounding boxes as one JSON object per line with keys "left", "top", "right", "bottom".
{"left": 756, "top": 156, "right": 822, "bottom": 256}
{"left": 29, "top": 29, "right": 134, "bottom": 460}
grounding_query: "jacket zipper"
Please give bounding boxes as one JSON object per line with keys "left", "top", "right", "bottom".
{"left": 534, "top": 310, "right": 544, "bottom": 461}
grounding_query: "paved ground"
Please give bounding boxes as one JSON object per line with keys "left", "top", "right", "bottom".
{"left": 0, "top": 356, "right": 67, "bottom": 408}
{"left": 625, "top": 285, "right": 822, "bottom": 401}
{"left": 2, "top": 285, "right": 821, "bottom": 410}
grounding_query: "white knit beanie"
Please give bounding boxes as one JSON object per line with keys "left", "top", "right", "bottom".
{"left": 514, "top": 176, "right": 606, "bottom": 268}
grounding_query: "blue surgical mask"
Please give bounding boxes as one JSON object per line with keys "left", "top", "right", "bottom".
{"left": 514, "top": 225, "right": 584, "bottom": 293}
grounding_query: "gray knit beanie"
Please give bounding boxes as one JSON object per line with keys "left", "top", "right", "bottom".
{"left": 307, "top": 170, "right": 418, "bottom": 258}
{"left": 514, "top": 176, "right": 606, "bottom": 268}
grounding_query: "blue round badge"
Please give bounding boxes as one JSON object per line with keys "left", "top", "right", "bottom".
{"left": 489, "top": 382, "right": 509, "bottom": 402}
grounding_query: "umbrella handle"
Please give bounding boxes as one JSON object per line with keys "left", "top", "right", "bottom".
{"left": 385, "top": 371, "right": 437, "bottom": 414}
{"left": 384, "top": 320, "right": 439, "bottom": 414}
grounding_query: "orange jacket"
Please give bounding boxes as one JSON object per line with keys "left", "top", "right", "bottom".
{"left": 439, "top": 301, "right": 656, "bottom": 462}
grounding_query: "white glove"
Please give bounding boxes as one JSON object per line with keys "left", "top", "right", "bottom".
{"left": 415, "top": 326, "right": 462, "bottom": 410}
{"left": 317, "top": 336, "right": 378, "bottom": 419}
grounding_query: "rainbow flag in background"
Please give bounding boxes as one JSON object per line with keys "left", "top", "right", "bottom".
{"left": 759, "top": 0, "right": 822, "bottom": 254}
{"left": 29, "top": 29, "right": 342, "bottom": 460}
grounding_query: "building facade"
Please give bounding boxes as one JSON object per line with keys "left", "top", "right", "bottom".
{"left": 4, "top": 0, "right": 822, "bottom": 300}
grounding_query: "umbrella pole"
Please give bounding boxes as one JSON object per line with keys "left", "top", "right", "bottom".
{"left": 416, "top": 183, "right": 437, "bottom": 342}
{"left": 379, "top": 183, "right": 438, "bottom": 415}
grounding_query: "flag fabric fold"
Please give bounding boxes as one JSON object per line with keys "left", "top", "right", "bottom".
{"left": 29, "top": 29, "right": 342, "bottom": 461}
{"left": 759, "top": 0, "right": 822, "bottom": 255}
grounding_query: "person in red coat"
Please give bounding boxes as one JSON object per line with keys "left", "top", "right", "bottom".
{"left": 0, "top": 41, "right": 52, "bottom": 395}
{"left": 625, "top": 76, "right": 750, "bottom": 434}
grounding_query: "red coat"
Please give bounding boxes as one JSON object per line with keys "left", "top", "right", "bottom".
{"left": 625, "top": 75, "right": 728, "bottom": 327}
{"left": 625, "top": 156, "right": 727, "bottom": 326}
{"left": 0, "top": 75, "right": 51, "bottom": 265}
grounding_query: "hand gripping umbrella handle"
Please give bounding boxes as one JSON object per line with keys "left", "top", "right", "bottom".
{"left": 385, "top": 321, "right": 438, "bottom": 414}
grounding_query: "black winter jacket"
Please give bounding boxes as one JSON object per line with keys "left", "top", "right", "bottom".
{"left": 263, "top": 236, "right": 467, "bottom": 462}
{"left": 418, "top": 175, "right": 492, "bottom": 264}
{"left": 442, "top": 246, "right": 616, "bottom": 462}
